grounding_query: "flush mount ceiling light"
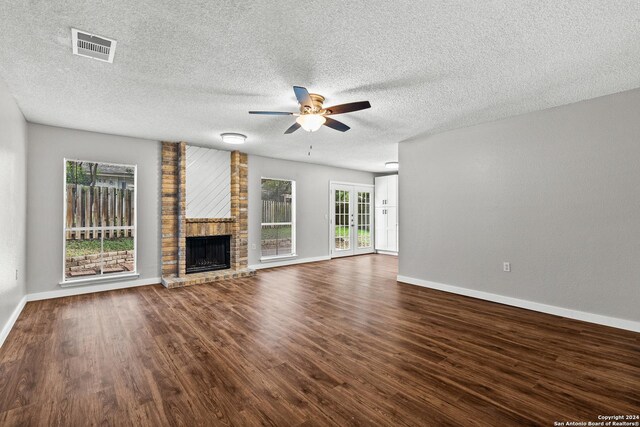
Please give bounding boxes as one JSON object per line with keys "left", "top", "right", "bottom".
{"left": 385, "top": 161, "right": 399, "bottom": 170}
{"left": 221, "top": 133, "right": 246, "bottom": 144}
{"left": 296, "top": 114, "right": 326, "bottom": 132}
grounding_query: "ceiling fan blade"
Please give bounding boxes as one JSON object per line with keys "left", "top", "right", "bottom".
{"left": 249, "top": 111, "right": 294, "bottom": 115}
{"left": 284, "top": 122, "right": 301, "bottom": 134}
{"left": 323, "top": 117, "right": 350, "bottom": 132}
{"left": 293, "top": 86, "right": 314, "bottom": 109}
{"left": 325, "top": 101, "right": 371, "bottom": 115}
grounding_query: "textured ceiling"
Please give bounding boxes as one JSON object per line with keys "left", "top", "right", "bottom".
{"left": 1, "top": 1, "right": 640, "bottom": 172}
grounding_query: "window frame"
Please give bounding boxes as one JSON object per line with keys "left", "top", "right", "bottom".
{"left": 61, "top": 158, "right": 138, "bottom": 285}
{"left": 260, "top": 177, "right": 296, "bottom": 261}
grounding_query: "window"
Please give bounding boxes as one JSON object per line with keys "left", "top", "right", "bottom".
{"left": 63, "top": 159, "right": 137, "bottom": 283}
{"left": 261, "top": 178, "right": 295, "bottom": 258}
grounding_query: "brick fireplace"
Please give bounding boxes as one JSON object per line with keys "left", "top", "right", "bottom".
{"left": 161, "top": 142, "right": 255, "bottom": 288}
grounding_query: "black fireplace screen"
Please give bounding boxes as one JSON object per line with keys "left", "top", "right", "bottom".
{"left": 185, "top": 235, "right": 231, "bottom": 274}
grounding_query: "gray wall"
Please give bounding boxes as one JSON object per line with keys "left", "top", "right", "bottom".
{"left": 399, "top": 88, "right": 640, "bottom": 322}
{"left": 24, "top": 129, "right": 372, "bottom": 290}
{"left": 0, "top": 78, "right": 27, "bottom": 334}
{"left": 26, "top": 124, "right": 161, "bottom": 294}
{"left": 248, "top": 155, "right": 374, "bottom": 266}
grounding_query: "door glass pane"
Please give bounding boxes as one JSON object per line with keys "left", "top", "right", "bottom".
{"left": 357, "top": 191, "right": 371, "bottom": 248}
{"left": 334, "top": 190, "right": 350, "bottom": 250}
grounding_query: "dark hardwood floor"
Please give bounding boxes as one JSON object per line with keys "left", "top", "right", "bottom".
{"left": 1, "top": 255, "right": 638, "bottom": 426}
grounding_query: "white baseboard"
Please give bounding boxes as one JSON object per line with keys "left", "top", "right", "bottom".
{"left": 250, "top": 255, "right": 331, "bottom": 270}
{"left": 397, "top": 275, "right": 640, "bottom": 333}
{"left": 27, "top": 276, "right": 161, "bottom": 302}
{"left": 376, "top": 250, "right": 398, "bottom": 256}
{"left": 0, "top": 295, "right": 27, "bottom": 348}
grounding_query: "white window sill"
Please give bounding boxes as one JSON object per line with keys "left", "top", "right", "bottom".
{"left": 260, "top": 254, "right": 298, "bottom": 263}
{"left": 59, "top": 272, "right": 139, "bottom": 287}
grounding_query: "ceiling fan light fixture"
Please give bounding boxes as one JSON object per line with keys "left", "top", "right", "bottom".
{"left": 385, "top": 161, "right": 399, "bottom": 170}
{"left": 296, "top": 114, "right": 326, "bottom": 132}
{"left": 221, "top": 133, "right": 247, "bottom": 144}
{"left": 249, "top": 86, "right": 370, "bottom": 134}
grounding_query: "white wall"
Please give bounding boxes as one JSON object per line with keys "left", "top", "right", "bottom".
{"left": 0, "top": 78, "right": 27, "bottom": 344}
{"left": 26, "top": 124, "right": 161, "bottom": 294}
{"left": 399, "top": 88, "right": 640, "bottom": 324}
{"left": 186, "top": 145, "right": 231, "bottom": 218}
{"left": 248, "top": 155, "right": 374, "bottom": 266}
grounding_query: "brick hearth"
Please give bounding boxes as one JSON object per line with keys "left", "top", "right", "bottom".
{"left": 160, "top": 142, "right": 255, "bottom": 288}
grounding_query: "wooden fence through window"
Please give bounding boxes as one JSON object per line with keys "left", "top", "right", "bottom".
{"left": 262, "top": 200, "right": 292, "bottom": 223}
{"left": 65, "top": 184, "right": 134, "bottom": 239}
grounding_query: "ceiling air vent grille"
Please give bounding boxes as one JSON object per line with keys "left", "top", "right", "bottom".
{"left": 71, "top": 28, "right": 117, "bottom": 63}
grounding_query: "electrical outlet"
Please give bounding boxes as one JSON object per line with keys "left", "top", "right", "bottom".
{"left": 503, "top": 262, "right": 511, "bottom": 272}
{"left": 251, "top": 243, "right": 256, "bottom": 250}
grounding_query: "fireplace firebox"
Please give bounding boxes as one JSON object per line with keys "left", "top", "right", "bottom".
{"left": 185, "top": 235, "right": 231, "bottom": 274}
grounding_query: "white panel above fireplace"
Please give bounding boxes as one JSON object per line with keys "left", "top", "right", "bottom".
{"left": 186, "top": 146, "right": 231, "bottom": 218}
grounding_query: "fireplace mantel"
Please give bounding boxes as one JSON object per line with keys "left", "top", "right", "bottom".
{"left": 186, "top": 218, "right": 235, "bottom": 223}
{"left": 186, "top": 218, "right": 235, "bottom": 238}
{"left": 160, "top": 142, "right": 255, "bottom": 288}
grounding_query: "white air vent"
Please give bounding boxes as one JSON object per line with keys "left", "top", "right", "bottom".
{"left": 71, "top": 28, "right": 117, "bottom": 63}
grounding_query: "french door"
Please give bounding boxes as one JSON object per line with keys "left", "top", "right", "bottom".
{"left": 330, "top": 183, "right": 374, "bottom": 257}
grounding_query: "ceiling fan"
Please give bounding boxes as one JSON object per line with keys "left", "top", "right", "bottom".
{"left": 249, "top": 86, "right": 371, "bottom": 134}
